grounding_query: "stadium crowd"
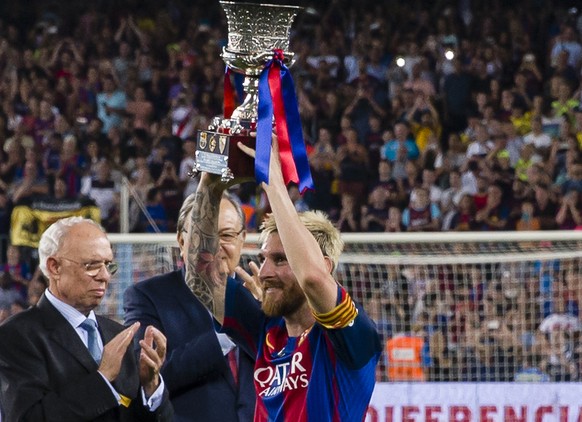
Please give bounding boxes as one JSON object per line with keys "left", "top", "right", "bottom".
{"left": 0, "top": 0, "right": 582, "bottom": 382}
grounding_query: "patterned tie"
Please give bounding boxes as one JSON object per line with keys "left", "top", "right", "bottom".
{"left": 80, "top": 318, "right": 102, "bottom": 364}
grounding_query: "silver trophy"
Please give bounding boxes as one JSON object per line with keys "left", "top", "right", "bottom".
{"left": 193, "top": 1, "right": 301, "bottom": 181}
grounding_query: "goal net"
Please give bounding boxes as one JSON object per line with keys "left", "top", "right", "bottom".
{"left": 107, "top": 231, "right": 582, "bottom": 383}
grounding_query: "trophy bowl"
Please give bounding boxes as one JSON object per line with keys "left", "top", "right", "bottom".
{"left": 194, "top": 1, "right": 301, "bottom": 181}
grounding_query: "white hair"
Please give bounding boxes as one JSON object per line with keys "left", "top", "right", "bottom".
{"left": 38, "top": 217, "right": 104, "bottom": 277}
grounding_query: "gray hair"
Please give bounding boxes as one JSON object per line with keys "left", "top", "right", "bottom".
{"left": 177, "top": 190, "right": 245, "bottom": 235}
{"left": 38, "top": 217, "right": 104, "bottom": 277}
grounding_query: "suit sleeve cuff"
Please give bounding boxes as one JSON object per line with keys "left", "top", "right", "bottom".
{"left": 140, "top": 376, "right": 165, "bottom": 411}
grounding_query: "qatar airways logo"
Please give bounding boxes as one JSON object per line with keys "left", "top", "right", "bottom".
{"left": 254, "top": 352, "right": 309, "bottom": 397}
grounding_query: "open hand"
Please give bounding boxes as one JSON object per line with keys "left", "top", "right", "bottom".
{"left": 236, "top": 261, "right": 262, "bottom": 302}
{"left": 139, "top": 326, "right": 167, "bottom": 397}
{"left": 99, "top": 322, "right": 140, "bottom": 382}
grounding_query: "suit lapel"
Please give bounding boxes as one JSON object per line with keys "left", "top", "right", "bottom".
{"left": 170, "top": 271, "right": 241, "bottom": 391}
{"left": 37, "top": 295, "right": 98, "bottom": 372}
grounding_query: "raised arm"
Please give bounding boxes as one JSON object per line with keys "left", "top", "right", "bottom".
{"left": 258, "top": 138, "right": 339, "bottom": 313}
{"left": 184, "top": 173, "right": 229, "bottom": 324}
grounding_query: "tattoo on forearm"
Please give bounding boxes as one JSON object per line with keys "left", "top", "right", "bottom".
{"left": 184, "top": 187, "right": 224, "bottom": 314}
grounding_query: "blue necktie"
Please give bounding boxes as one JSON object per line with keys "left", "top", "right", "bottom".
{"left": 80, "top": 318, "right": 102, "bottom": 364}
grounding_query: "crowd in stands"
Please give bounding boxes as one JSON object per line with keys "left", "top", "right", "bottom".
{"left": 1, "top": 0, "right": 582, "bottom": 380}
{"left": 338, "top": 258, "right": 582, "bottom": 382}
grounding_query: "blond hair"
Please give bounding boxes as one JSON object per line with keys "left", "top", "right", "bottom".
{"left": 259, "top": 210, "right": 344, "bottom": 272}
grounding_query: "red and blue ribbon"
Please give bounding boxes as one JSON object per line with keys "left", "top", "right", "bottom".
{"left": 223, "top": 66, "right": 236, "bottom": 119}
{"left": 256, "top": 49, "right": 313, "bottom": 193}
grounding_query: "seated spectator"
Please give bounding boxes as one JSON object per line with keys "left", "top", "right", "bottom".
{"left": 516, "top": 199, "right": 542, "bottom": 230}
{"left": 465, "top": 123, "right": 494, "bottom": 159}
{"left": 474, "top": 183, "right": 510, "bottom": 230}
{"left": 360, "top": 187, "right": 389, "bottom": 232}
{"left": 449, "top": 193, "right": 477, "bottom": 231}
{"left": 336, "top": 192, "right": 360, "bottom": 232}
{"left": 533, "top": 182, "right": 559, "bottom": 229}
{"left": 381, "top": 120, "right": 420, "bottom": 162}
{"left": 555, "top": 190, "right": 582, "bottom": 229}
{"left": 524, "top": 115, "right": 552, "bottom": 158}
{"left": 402, "top": 187, "right": 441, "bottom": 231}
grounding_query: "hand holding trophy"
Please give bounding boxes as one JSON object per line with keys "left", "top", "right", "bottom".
{"left": 191, "top": 1, "right": 313, "bottom": 193}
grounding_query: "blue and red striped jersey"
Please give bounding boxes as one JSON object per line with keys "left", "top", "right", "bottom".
{"left": 222, "top": 278, "right": 381, "bottom": 422}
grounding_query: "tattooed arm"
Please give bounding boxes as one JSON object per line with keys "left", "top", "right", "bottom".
{"left": 184, "top": 173, "right": 229, "bottom": 324}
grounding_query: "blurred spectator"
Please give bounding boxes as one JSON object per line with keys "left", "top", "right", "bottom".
{"left": 177, "top": 137, "right": 197, "bottom": 199}
{"left": 381, "top": 120, "right": 420, "bottom": 162}
{"left": 80, "top": 158, "right": 119, "bottom": 231}
{"left": 474, "top": 183, "right": 510, "bottom": 230}
{"left": 336, "top": 127, "right": 369, "bottom": 210}
{"left": 449, "top": 193, "right": 477, "bottom": 231}
{"left": 360, "top": 187, "right": 389, "bottom": 232}
{"left": 2, "top": 244, "right": 31, "bottom": 289}
{"left": 539, "top": 293, "right": 581, "bottom": 333}
{"left": 556, "top": 190, "right": 582, "bottom": 229}
{"left": 550, "top": 24, "right": 582, "bottom": 71}
{"left": 337, "top": 193, "right": 360, "bottom": 232}
{"left": 9, "top": 155, "right": 49, "bottom": 203}
{"left": 126, "top": 85, "right": 154, "bottom": 130}
{"left": 56, "top": 134, "right": 85, "bottom": 197}
{"left": 155, "top": 159, "right": 182, "bottom": 232}
{"left": 96, "top": 73, "right": 127, "bottom": 134}
{"left": 139, "top": 186, "right": 169, "bottom": 233}
{"left": 533, "top": 182, "right": 559, "bottom": 230}
{"left": 288, "top": 183, "right": 309, "bottom": 212}
{"left": 516, "top": 200, "right": 541, "bottom": 231}
{"left": 0, "top": 272, "right": 26, "bottom": 320}
{"left": 402, "top": 187, "right": 441, "bottom": 232}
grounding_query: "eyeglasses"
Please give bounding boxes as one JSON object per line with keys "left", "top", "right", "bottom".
{"left": 58, "top": 257, "right": 119, "bottom": 276}
{"left": 218, "top": 228, "right": 244, "bottom": 243}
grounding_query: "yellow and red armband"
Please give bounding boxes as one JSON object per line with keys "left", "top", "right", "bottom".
{"left": 313, "top": 289, "right": 358, "bottom": 329}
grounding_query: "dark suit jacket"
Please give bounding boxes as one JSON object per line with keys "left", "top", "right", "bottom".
{"left": 123, "top": 270, "right": 256, "bottom": 422}
{"left": 0, "top": 294, "right": 173, "bottom": 421}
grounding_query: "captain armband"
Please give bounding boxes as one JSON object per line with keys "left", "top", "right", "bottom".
{"left": 313, "top": 291, "right": 358, "bottom": 329}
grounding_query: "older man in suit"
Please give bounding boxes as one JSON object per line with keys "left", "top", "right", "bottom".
{"left": 0, "top": 216, "right": 173, "bottom": 421}
{"left": 123, "top": 192, "right": 256, "bottom": 422}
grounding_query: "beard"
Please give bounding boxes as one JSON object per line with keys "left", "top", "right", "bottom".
{"left": 261, "top": 280, "right": 307, "bottom": 317}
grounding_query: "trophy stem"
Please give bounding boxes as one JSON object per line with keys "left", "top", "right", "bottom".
{"left": 230, "top": 75, "right": 259, "bottom": 122}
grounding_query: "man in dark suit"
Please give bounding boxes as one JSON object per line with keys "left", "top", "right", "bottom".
{"left": 0, "top": 217, "right": 173, "bottom": 421}
{"left": 123, "top": 192, "right": 256, "bottom": 422}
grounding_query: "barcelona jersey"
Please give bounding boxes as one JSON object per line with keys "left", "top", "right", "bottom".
{"left": 222, "top": 278, "right": 381, "bottom": 422}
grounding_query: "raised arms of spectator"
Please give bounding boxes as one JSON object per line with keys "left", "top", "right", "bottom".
{"left": 556, "top": 191, "right": 582, "bottom": 226}
{"left": 343, "top": 88, "right": 386, "bottom": 119}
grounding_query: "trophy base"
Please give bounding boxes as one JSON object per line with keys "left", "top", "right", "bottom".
{"left": 195, "top": 129, "right": 255, "bottom": 181}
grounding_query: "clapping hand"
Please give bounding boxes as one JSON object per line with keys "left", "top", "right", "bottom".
{"left": 138, "top": 326, "right": 167, "bottom": 398}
